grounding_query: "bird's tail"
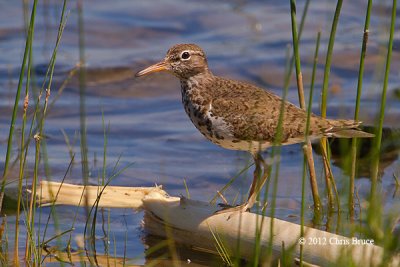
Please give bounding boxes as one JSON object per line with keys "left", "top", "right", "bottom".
{"left": 325, "top": 119, "right": 374, "bottom": 138}
{"left": 331, "top": 129, "right": 374, "bottom": 138}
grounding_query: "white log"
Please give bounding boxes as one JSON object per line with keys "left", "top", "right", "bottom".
{"left": 37, "top": 181, "right": 167, "bottom": 208}
{"left": 36, "top": 181, "right": 400, "bottom": 266}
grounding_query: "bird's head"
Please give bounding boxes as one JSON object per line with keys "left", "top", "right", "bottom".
{"left": 135, "top": 44, "right": 210, "bottom": 80}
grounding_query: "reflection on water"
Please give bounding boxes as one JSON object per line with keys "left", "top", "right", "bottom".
{"left": 313, "top": 127, "right": 400, "bottom": 178}
{"left": 0, "top": 0, "right": 399, "bottom": 264}
{"left": 43, "top": 234, "right": 225, "bottom": 267}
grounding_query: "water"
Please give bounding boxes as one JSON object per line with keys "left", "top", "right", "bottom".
{"left": 0, "top": 0, "right": 399, "bottom": 265}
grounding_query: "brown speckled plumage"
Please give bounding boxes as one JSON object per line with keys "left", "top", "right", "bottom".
{"left": 135, "top": 43, "right": 373, "bottom": 212}
{"left": 182, "top": 74, "right": 363, "bottom": 149}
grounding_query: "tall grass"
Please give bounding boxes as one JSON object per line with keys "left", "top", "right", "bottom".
{"left": 367, "top": 1, "right": 397, "bottom": 256}
{"left": 77, "top": 0, "right": 90, "bottom": 216}
{"left": 0, "top": 0, "right": 69, "bottom": 265}
{"left": 320, "top": 0, "right": 342, "bottom": 118}
{"left": 289, "top": 0, "right": 322, "bottom": 216}
{"left": 1, "top": 0, "right": 399, "bottom": 266}
{"left": 0, "top": 0, "right": 38, "bottom": 212}
{"left": 319, "top": 0, "right": 344, "bottom": 215}
{"left": 299, "top": 30, "right": 321, "bottom": 266}
{"left": 253, "top": 0, "right": 398, "bottom": 265}
{"left": 0, "top": 1, "right": 136, "bottom": 266}
{"left": 12, "top": 1, "right": 38, "bottom": 264}
{"left": 27, "top": 2, "right": 68, "bottom": 265}
{"left": 349, "top": 0, "right": 373, "bottom": 222}
{"left": 209, "top": 0, "right": 399, "bottom": 265}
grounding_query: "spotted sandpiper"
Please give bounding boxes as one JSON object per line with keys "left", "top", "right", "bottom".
{"left": 135, "top": 43, "right": 373, "bottom": 212}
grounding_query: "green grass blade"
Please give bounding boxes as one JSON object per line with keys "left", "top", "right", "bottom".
{"left": 368, "top": 0, "right": 397, "bottom": 236}
{"left": 321, "top": 0, "right": 343, "bottom": 118}
{"left": 289, "top": 0, "right": 321, "bottom": 214}
{"left": 349, "top": 0, "right": 372, "bottom": 222}
{"left": 283, "top": 0, "right": 310, "bottom": 92}
{"left": 0, "top": 0, "right": 38, "bottom": 210}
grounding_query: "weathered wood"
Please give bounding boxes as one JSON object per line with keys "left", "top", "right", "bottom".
{"left": 36, "top": 181, "right": 400, "bottom": 266}
{"left": 37, "top": 181, "right": 167, "bottom": 208}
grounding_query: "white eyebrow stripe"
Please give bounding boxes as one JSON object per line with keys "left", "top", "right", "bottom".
{"left": 185, "top": 50, "right": 203, "bottom": 56}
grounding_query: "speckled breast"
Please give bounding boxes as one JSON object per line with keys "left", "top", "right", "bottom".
{"left": 180, "top": 83, "right": 270, "bottom": 153}
{"left": 181, "top": 88, "right": 220, "bottom": 140}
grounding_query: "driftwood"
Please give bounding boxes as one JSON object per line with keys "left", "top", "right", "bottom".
{"left": 36, "top": 181, "right": 400, "bottom": 266}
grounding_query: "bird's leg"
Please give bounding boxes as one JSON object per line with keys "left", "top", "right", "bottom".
{"left": 244, "top": 152, "right": 269, "bottom": 211}
{"left": 215, "top": 152, "right": 270, "bottom": 215}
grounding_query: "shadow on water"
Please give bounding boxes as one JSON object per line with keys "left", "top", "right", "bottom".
{"left": 313, "top": 126, "right": 400, "bottom": 178}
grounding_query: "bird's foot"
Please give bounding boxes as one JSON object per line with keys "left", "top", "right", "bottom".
{"left": 214, "top": 203, "right": 250, "bottom": 219}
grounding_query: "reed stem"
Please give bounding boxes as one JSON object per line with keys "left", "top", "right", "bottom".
{"left": 368, "top": 0, "right": 397, "bottom": 234}
{"left": 290, "top": 0, "right": 321, "bottom": 212}
{"left": 0, "top": 0, "right": 38, "bottom": 214}
{"left": 318, "top": 0, "right": 344, "bottom": 216}
{"left": 321, "top": 0, "right": 343, "bottom": 117}
{"left": 349, "top": 0, "right": 372, "bottom": 222}
{"left": 14, "top": 9, "right": 35, "bottom": 265}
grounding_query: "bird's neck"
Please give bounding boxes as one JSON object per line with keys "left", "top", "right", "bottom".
{"left": 180, "top": 71, "right": 213, "bottom": 94}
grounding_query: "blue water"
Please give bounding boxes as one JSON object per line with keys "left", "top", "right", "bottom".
{"left": 0, "top": 0, "right": 399, "bottom": 265}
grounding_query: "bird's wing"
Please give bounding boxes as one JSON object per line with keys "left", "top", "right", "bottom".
{"left": 209, "top": 78, "right": 327, "bottom": 142}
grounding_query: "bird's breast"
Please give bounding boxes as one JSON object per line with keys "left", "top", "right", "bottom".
{"left": 180, "top": 83, "right": 270, "bottom": 152}
{"left": 181, "top": 88, "right": 226, "bottom": 138}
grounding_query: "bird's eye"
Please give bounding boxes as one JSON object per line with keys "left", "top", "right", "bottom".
{"left": 180, "top": 51, "right": 191, "bottom": 60}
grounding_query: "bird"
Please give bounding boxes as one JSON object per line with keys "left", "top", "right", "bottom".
{"left": 135, "top": 43, "right": 373, "bottom": 213}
